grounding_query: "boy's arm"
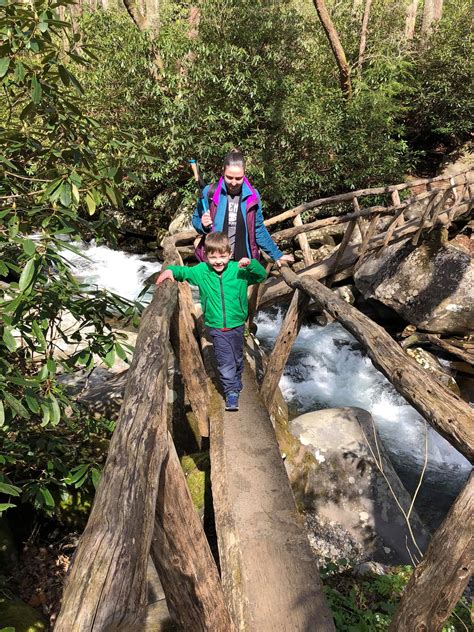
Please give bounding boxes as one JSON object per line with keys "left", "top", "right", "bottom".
{"left": 242, "top": 259, "right": 267, "bottom": 285}
{"left": 158, "top": 264, "right": 201, "bottom": 285}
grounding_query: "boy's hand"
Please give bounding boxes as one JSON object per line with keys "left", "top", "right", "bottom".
{"left": 276, "top": 254, "right": 295, "bottom": 268}
{"left": 201, "top": 211, "right": 212, "bottom": 228}
{"left": 238, "top": 257, "right": 251, "bottom": 268}
{"left": 156, "top": 269, "right": 175, "bottom": 285}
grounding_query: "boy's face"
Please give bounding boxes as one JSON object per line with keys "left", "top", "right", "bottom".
{"left": 207, "top": 250, "right": 231, "bottom": 274}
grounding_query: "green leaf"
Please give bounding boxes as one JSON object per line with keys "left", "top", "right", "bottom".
{"left": 22, "top": 239, "right": 36, "bottom": 256}
{"left": 32, "top": 320, "right": 47, "bottom": 350}
{"left": 115, "top": 342, "right": 127, "bottom": 361}
{"left": 0, "top": 504, "right": 16, "bottom": 514}
{"left": 85, "top": 192, "right": 96, "bottom": 215}
{"left": 65, "top": 464, "right": 89, "bottom": 485}
{"left": 58, "top": 65, "right": 70, "bottom": 86}
{"left": 0, "top": 261, "right": 8, "bottom": 277}
{"left": 104, "top": 348, "right": 115, "bottom": 368}
{"left": 31, "top": 75, "right": 42, "bottom": 103}
{"left": 0, "top": 57, "right": 10, "bottom": 78}
{"left": 40, "top": 403, "right": 50, "bottom": 426}
{"left": 0, "top": 481, "right": 21, "bottom": 497}
{"left": 25, "top": 393, "right": 40, "bottom": 414}
{"left": 71, "top": 183, "right": 80, "bottom": 203}
{"left": 40, "top": 487, "right": 55, "bottom": 507}
{"left": 19, "top": 258, "right": 35, "bottom": 291}
{"left": 49, "top": 395, "right": 60, "bottom": 426}
{"left": 68, "top": 72, "right": 84, "bottom": 95}
{"left": 60, "top": 182, "right": 72, "bottom": 207}
{"left": 46, "top": 357, "right": 56, "bottom": 374}
{"left": 2, "top": 328, "right": 17, "bottom": 352}
{"left": 0, "top": 400, "right": 4, "bottom": 427}
{"left": 91, "top": 467, "right": 101, "bottom": 489}
{"left": 3, "top": 391, "right": 30, "bottom": 419}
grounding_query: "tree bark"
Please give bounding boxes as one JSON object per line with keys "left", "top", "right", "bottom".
{"left": 357, "top": 0, "right": 372, "bottom": 71}
{"left": 56, "top": 275, "right": 178, "bottom": 630}
{"left": 405, "top": 0, "right": 419, "bottom": 41}
{"left": 389, "top": 472, "right": 473, "bottom": 631}
{"left": 279, "top": 266, "right": 474, "bottom": 463}
{"left": 151, "top": 433, "right": 235, "bottom": 631}
{"left": 123, "top": 0, "right": 150, "bottom": 31}
{"left": 312, "top": 0, "right": 352, "bottom": 97}
{"left": 421, "top": 0, "right": 443, "bottom": 39}
{"left": 260, "top": 290, "right": 310, "bottom": 412}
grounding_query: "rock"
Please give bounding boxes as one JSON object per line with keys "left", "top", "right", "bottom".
{"left": 0, "top": 597, "right": 47, "bottom": 632}
{"left": 305, "top": 224, "right": 343, "bottom": 247}
{"left": 354, "top": 230, "right": 473, "bottom": 335}
{"left": 289, "top": 407, "right": 430, "bottom": 565}
{"left": 168, "top": 209, "right": 193, "bottom": 235}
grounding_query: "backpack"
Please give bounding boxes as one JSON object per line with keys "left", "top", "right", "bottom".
{"left": 194, "top": 182, "right": 218, "bottom": 262}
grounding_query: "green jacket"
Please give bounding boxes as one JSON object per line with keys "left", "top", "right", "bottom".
{"left": 167, "top": 260, "right": 267, "bottom": 329}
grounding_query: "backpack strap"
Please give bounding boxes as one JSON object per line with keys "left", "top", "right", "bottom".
{"left": 207, "top": 181, "right": 219, "bottom": 221}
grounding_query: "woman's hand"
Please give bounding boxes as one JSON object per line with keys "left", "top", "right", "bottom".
{"left": 156, "top": 269, "right": 175, "bottom": 284}
{"left": 276, "top": 254, "right": 295, "bottom": 268}
{"left": 201, "top": 211, "right": 213, "bottom": 228}
{"left": 238, "top": 257, "right": 251, "bottom": 268}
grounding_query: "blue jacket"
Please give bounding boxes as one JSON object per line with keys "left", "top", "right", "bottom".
{"left": 192, "top": 177, "right": 283, "bottom": 261}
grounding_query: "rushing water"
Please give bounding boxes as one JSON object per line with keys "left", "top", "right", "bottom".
{"left": 67, "top": 242, "right": 471, "bottom": 524}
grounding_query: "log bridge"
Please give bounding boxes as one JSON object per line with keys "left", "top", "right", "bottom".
{"left": 57, "top": 169, "right": 473, "bottom": 631}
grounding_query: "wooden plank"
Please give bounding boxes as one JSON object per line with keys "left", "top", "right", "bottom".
{"left": 211, "top": 361, "right": 336, "bottom": 631}
{"left": 279, "top": 266, "right": 474, "bottom": 463}
{"left": 247, "top": 262, "right": 273, "bottom": 329}
{"left": 260, "top": 290, "right": 310, "bottom": 412}
{"left": 293, "top": 214, "right": 313, "bottom": 265}
{"left": 151, "top": 433, "right": 235, "bottom": 631}
{"left": 389, "top": 473, "right": 473, "bottom": 631}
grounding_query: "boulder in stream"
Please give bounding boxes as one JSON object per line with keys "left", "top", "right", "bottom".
{"left": 289, "top": 407, "right": 430, "bottom": 565}
{"left": 354, "top": 230, "right": 473, "bottom": 335}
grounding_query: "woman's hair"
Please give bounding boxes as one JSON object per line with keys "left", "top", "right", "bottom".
{"left": 222, "top": 148, "right": 245, "bottom": 172}
{"left": 204, "top": 231, "right": 231, "bottom": 255}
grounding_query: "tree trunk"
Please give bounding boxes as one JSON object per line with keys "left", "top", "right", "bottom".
{"left": 151, "top": 433, "right": 235, "bottom": 631}
{"left": 56, "top": 278, "right": 178, "bottom": 630}
{"left": 421, "top": 0, "right": 443, "bottom": 39}
{"left": 357, "top": 0, "right": 372, "bottom": 71}
{"left": 312, "top": 0, "right": 352, "bottom": 97}
{"left": 279, "top": 266, "right": 474, "bottom": 463}
{"left": 122, "top": 0, "right": 150, "bottom": 31}
{"left": 405, "top": 0, "right": 419, "bottom": 40}
{"left": 389, "top": 473, "right": 473, "bottom": 631}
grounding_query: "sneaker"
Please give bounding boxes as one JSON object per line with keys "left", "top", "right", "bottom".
{"left": 225, "top": 392, "right": 239, "bottom": 411}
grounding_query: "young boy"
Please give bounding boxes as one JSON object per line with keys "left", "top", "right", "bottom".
{"left": 156, "top": 232, "right": 267, "bottom": 411}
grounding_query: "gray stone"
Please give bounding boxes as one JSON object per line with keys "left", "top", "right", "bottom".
{"left": 289, "top": 407, "right": 430, "bottom": 565}
{"left": 354, "top": 231, "right": 473, "bottom": 334}
{"left": 168, "top": 209, "right": 193, "bottom": 235}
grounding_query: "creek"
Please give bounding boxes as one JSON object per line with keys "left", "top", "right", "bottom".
{"left": 66, "top": 241, "right": 472, "bottom": 528}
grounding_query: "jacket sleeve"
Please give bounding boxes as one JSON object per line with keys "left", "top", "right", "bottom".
{"left": 244, "top": 259, "right": 268, "bottom": 286}
{"left": 166, "top": 264, "right": 201, "bottom": 286}
{"left": 191, "top": 185, "right": 212, "bottom": 235}
{"left": 253, "top": 194, "right": 283, "bottom": 261}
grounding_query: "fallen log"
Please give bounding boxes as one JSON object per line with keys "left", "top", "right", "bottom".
{"left": 280, "top": 266, "right": 474, "bottom": 462}
{"left": 401, "top": 333, "right": 474, "bottom": 366}
{"left": 389, "top": 472, "right": 473, "bottom": 632}
{"left": 151, "top": 433, "right": 235, "bottom": 631}
{"left": 55, "top": 270, "right": 179, "bottom": 629}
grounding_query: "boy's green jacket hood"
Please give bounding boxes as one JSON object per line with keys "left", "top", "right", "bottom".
{"left": 167, "top": 260, "right": 267, "bottom": 329}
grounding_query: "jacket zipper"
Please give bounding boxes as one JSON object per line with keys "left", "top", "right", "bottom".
{"left": 218, "top": 276, "right": 226, "bottom": 328}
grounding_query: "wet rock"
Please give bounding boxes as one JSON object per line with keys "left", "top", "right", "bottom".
{"left": 405, "top": 347, "right": 460, "bottom": 394}
{"left": 354, "top": 230, "right": 473, "bottom": 335}
{"left": 0, "top": 597, "right": 47, "bottom": 632}
{"left": 289, "top": 407, "right": 430, "bottom": 565}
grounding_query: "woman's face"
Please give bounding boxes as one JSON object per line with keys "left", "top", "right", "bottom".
{"left": 223, "top": 165, "right": 244, "bottom": 195}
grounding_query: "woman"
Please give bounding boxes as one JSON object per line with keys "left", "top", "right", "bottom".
{"left": 192, "top": 149, "right": 294, "bottom": 265}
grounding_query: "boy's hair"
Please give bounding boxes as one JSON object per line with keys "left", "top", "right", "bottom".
{"left": 205, "top": 231, "right": 231, "bottom": 255}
